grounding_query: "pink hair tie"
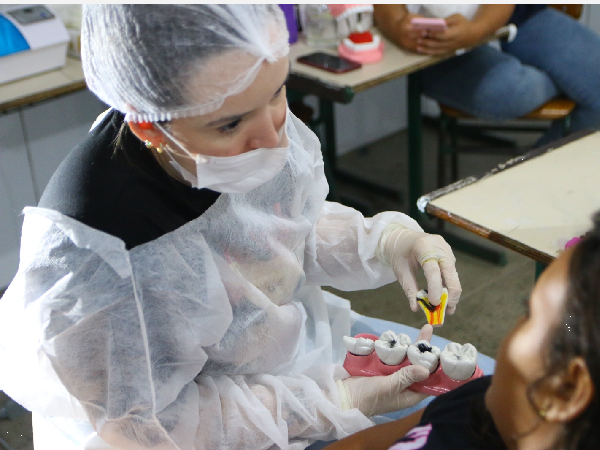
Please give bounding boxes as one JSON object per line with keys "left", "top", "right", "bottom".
{"left": 565, "top": 237, "right": 583, "bottom": 249}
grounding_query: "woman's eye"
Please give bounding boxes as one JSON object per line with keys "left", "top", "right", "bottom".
{"left": 219, "top": 118, "right": 242, "bottom": 133}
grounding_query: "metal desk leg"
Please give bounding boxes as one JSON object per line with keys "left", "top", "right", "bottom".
{"left": 535, "top": 261, "right": 547, "bottom": 279}
{"left": 408, "top": 73, "right": 506, "bottom": 265}
{"left": 407, "top": 73, "right": 424, "bottom": 220}
{"left": 319, "top": 99, "right": 339, "bottom": 202}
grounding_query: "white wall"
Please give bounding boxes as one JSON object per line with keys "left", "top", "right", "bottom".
{"left": 584, "top": 4, "right": 600, "bottom": 33}
{"left": 334, "top": 77, "right": 407, "bottom": 154}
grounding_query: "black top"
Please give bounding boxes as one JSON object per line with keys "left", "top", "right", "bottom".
{"left": 389, "top": 376, "right": 505, "bottom": 450}
{"left": 39, "top": 109, "right": 220, "bottom": 250}
{"left": 508, "top": 5, "right": 547, "bottom": 28}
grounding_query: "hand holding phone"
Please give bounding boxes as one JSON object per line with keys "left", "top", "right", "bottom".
{"left": 410, "top": 17, "right": 447, "bottom": 33}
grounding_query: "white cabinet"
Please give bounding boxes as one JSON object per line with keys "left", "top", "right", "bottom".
{"left": 0, "top": 90, "right": 107, "bottom": 289}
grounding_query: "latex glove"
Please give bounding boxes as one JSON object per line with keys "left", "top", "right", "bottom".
{"left": 337, "top": 325, "right": 433, "bottom": 417}
{"left": 376, "top": 223, "right": 461, "bottom": 314}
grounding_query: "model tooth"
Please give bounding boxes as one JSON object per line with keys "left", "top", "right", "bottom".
{"left": 440, "top": 342, "right": 478, "bottom": 381}
{"left": 407, "top": 340, "right": 441, "bottom": 373}
{"left": 343, "top": 336, "right": 375, "bottom": 356}
{"left": 374, "top": 331, "right": 411, "bottom": 365}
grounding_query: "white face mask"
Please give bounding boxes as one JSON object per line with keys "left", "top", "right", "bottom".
{"left": 155, "top": 113, "right": 289, "bottom": 194}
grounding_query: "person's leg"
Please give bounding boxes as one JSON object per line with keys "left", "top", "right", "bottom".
{"left": 421, "top": 44, "right": 559, "bottom": 120}
{"left": 502, "top": 7, "right": 600, "bottom": 144}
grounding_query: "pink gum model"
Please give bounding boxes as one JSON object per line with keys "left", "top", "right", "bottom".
{"left": 343, "top": 333, "right": 484, "bottom": 396}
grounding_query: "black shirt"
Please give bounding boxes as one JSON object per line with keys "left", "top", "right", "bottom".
{"left": 389, "top": 376, "right": 505, "bottom": 450}
{"left": 508, "top": 5, "right": 547, "bottom": 28}
{"left": 39, "top": 109, "right": 220, "bottom": 250}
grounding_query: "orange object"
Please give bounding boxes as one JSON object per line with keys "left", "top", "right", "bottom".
{"left": 417, "top": 288, "right": 448, "bottom": 327}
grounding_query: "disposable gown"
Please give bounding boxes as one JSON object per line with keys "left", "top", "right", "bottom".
{"left": 0, "top": 112, "right": 423, "bottom": 449}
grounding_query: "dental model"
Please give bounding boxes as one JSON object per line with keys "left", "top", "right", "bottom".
{"left": 343, "top": 335, "right": 374, "bottom": 356}
{"left": 440, "top": 343, "right": 478, "bottom": 381}
{"left": 342, "top": 332, "right": 484, "bottom": 396}
{"left": 416, "top": 288, "right": 448, "bottom": 327}
{"left": 328, "top": 4, "right": 384, "bottom": 64}
{"left": 374, "top": 330, "right": 411, "bottom": 365}
{"left": 407, "top": 340, "right": 441, "bottom": 373}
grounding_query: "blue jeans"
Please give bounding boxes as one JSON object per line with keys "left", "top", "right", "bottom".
{"left": 421, "top": 8, "right": 600, "bottom": 145}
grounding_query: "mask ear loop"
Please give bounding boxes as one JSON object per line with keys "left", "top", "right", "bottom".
{"left": 153, "top": 123, "right": 209, "bottom": 164}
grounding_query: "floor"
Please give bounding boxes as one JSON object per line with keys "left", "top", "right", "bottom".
{"left": 0, "top": 118, "right": 543, "bottom": 450}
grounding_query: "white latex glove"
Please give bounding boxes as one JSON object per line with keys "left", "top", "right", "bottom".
{"left": 337, "top": 325, "right": 433, "bottom": 417}
{"left": 375, "top": 223, "right": 461, "bottom": 314}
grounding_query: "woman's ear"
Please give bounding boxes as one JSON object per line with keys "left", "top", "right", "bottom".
{"left": 542, "top": 357, "right": 594, "bottom": 423}
{"left": 128, "top": 121, "right": 164, "bottom": 147}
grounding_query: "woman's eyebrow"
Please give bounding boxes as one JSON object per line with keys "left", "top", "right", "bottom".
{"left": 205, "top": 72, "right": 289, "bottom": 128}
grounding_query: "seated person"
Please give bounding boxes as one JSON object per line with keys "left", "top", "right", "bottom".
{"left": 373, "top": 4, "right": 600, "bottom": 145}
{"left": 325, "top": 210, "right": 600, "bottom": 449}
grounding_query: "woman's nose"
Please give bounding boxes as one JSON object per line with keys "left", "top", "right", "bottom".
{"left": 248, "top": 108, "right": 284, "bottom": 150}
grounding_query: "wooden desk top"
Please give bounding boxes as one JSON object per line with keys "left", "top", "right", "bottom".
{"left": 420, "top": 130, "right": 600, "bottom": 263}
{"left": 0, "top": 57, "right": 86, "bottom": 113}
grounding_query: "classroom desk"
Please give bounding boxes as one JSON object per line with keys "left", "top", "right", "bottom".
{"left": 288, "top": 36, "right": 454, "bottom": 218}
{"left": 417, "top": 130, "right": 600, "bottom": 266}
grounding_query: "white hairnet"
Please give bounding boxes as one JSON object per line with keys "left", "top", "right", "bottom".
{"left": 81, "top": 4, "right": 290, "bottom": 122}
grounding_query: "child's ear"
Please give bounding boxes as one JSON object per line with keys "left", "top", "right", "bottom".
{"left": 541, "top": 357, "right": 593, "bottom": 423}
{"left": 128, "top": 121, "right": 165, "bottom": 148}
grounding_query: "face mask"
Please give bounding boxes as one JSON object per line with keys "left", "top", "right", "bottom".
{"left": 155, "top": 112, "right": 289, "bottom": 194}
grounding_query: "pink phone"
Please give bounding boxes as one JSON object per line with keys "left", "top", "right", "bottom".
{"left": 410, "top": 17, "right": 447, "bottom": 32}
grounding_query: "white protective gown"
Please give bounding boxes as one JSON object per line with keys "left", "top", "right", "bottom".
{"left": 0, "top": 111, "right": 423, "bottom": 450}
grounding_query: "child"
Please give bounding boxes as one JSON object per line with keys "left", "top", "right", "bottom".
{"left": 325, "top": 212, "right": 600, "bottom": 450}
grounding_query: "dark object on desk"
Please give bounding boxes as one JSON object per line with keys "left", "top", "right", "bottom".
{"left": 297, "top": 52, "right": 362, "bottom": 74}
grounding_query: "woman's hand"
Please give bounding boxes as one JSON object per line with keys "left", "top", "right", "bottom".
{"left": 415, "top": 14, "right": 479, "bottom": 55}
{"left": 394, "top": 12, "right": 427, "bottom": 52}
{"left": 374, "top": 5, "right": 515, "bottom": 56}
{"left": 376, "top": 223, "right": 461, "bottom": 314}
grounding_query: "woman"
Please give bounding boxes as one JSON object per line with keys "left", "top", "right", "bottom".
{"left": 0, "top": 5, "right": 461, "bottom": 450}
{"left": 326, "top": 213, "right": 600, "bottom": 450}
